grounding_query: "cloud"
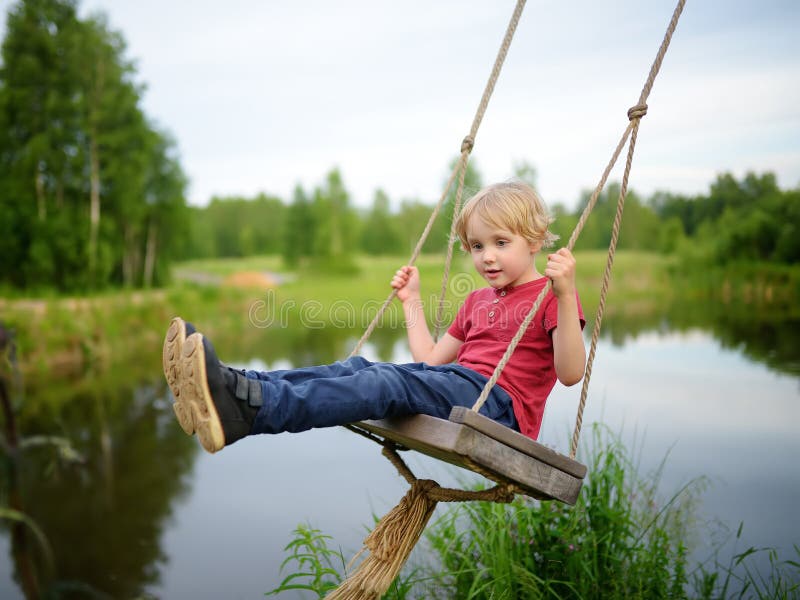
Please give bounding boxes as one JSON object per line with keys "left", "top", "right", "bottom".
{"left": 2, "top": 0, "right": 798, "bottom": 208}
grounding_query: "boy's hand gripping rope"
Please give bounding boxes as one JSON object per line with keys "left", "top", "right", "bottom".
{"left": 472, "top": 0, "right": 685, "bottom": 461}
{"left": 331, "top": 2, "right": 687, "bottom": 599}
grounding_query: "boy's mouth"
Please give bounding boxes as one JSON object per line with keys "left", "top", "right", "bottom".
{"left": 485, "top": 268, "right": 501, "bottom": 279}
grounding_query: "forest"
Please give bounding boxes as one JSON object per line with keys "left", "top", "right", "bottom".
{"left": 0, "top": 0, "right": 187, "bottom": 291}
{"left": 180, "top": 167, "right": 799, "bottom": 271}
{"left": 1, "top": 0, "right": 798, "bottom": 294}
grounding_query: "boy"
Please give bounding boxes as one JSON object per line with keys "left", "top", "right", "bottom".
{"left": 163, "top": 181, "right": 585, "bottom": 453}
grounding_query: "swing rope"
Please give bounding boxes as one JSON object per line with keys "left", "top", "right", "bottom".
{"left": 331, "top": 4, "right": 529, "bottom": 597}
{"left": 331, "top": 1, "right": 686, "bottom": 597}
{"left": 348, "top": 0, "right": 527, "bottom": 358}
{"left": 471, "top": 0, "right": 686, "bottom": 460}
{"left": 328, "top": 441, "right": 516, "bottom": 600}
{"left": 568, "top": 0, "right": 686, "bottom": 458}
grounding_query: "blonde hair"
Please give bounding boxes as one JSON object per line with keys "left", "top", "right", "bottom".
{"left": 454, "top": 180, "right": 559, "bottom": 250}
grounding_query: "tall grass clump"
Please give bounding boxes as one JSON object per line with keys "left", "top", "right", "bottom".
{"left": 691, "top": 524, "right": 800, "bottom": 599}
{"left": 270, "top": 424, "right": 798, "bottom": 598}
{"left": 266, "top": 523, "right": 422, "bottom": 599}
{"left": 419, "top": 424, "right": 704, "bottom": 599}
{"left": 266, "top": 524, "right": 344, "bottom": 597}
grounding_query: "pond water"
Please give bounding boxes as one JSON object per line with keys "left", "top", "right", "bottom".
{"left": 1, "top": 309, "right": 798, "bottom": 598}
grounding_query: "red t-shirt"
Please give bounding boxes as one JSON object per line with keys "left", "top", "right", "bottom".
{"left": 447, "top": 277, "right": 584, "bottom": 440}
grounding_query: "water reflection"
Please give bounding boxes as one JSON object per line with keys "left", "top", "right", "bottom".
{"left": 592, "top": 296, "right": 800, "bottom": 377}
{"left": 205, "top": 317, "right": 403, "bottom": 372}
{"left": 1, "top": 377, "right": 197, "bottom": 598}
{"left": 1, "top": 295, "right": 798, "bottom": 598}
{"left": 543, "top": 328, "right": 800, "bottom": 587}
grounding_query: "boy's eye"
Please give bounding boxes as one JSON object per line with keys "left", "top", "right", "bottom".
{"left": 497, "top": 240, "right": 508, "bottom": 247}
{"left": 471, "top": 243, "right": 482, "bottom": 250}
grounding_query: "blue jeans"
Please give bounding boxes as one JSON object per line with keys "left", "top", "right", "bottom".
{"left": 245, "top": 356, "right": 518, "bottom": 435}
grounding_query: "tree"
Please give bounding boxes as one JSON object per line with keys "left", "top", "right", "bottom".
{"left": 708, "top": 177, "right": 796, "bottom": 264}
{"left": 75, "top": 14, "right": 150, "bottom": 287}
{"left": 772, "top": 188, "right": 800, "bottom": 263}
{"left": 571, "top": 184, "right": 618, "bottom": 251}
{"left": 426, "top": 157, "right": 484, "bottom": 253}
{"left": 140, "top": 127, "right": 188, "bottom": 287}
{"left": 548, "top": 203, "right": 578, "bottom": 249}
{"left": 650, "top": 171, "right": 797, "bottom": 265}
{"left": 570, "top": 182, "right": 661, "bottom": 252}
{"left": 0, "top": 0, "right": 188, "bottom": 291}
{"left": 192, "top": 192, "right": 286, "bottom": 260}
{"left": 396, "top": 198, "right": 436, "bottom": 254}
{"left": 0, "top": 0, "right": 84, "bottom": 289}
{"left": 360, "top": 189, "right": 402, "bottom": 255}
{"left": 657, "top": 216, "right": 686, "bottom": 254}
{"left": 309, "top": 169, "right": 358, "bottom": 273}
{"left": 284, "top": 184, "right": 315, "bottom": 267}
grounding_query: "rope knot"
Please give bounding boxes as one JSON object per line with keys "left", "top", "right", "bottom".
{"left": 494, "top": 484, "right": 517, "bottom": 504}
{"left": 627, "top": 103, "right": 648, "bottom": 120}
{"left": 461, "top": 135, "right": 475, "bottom": 154}
{"left": 412, "top": 479, "right": 440, "bottom": 497}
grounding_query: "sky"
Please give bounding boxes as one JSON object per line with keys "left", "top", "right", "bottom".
{"left": 1, "top": 0, "right": 799, "bottom": 210}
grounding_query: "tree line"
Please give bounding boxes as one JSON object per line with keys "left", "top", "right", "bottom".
{"left": 181, "top": 166, "right": 799, "bottom": 271}
{"left": 179, "top": 161, "right": 485, "bottom": 272}
{"left": 0, "top": 0, "right": 188, "bottom": 292}
{"left": 2, "top": 0, "right": 796, "bottom": 294}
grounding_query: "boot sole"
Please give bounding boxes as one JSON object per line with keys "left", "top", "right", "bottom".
{"left": 162, "top": 317, "right": 188, "bottom": 406}
{"left": 177, "top": 333, "right": 226, "bottom": 453}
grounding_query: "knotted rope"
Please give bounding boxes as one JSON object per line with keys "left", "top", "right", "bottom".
{"left": 335, "top": 1, "right": 687, "bottom": 597}
{"left": 334, "top": 7, "right": 528, "bottom": 594}
{"left": 471, "top": 0, "right": 686, "bottom": 461}
{"left": 327, "top": 444, "right": 515, "bottom": 600}
{"left": 348, "top": 0, "right": 527, "bottom": 357}
{"left": 568, "top": 0, "right": 685, "bottom": 458}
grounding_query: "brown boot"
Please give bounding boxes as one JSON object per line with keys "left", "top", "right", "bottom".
{"left": 175, "top": 331, "right": 262, "bottom": 453}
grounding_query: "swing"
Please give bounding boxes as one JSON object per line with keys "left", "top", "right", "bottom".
{"left": 327, "top": 0, "right": 688, "bottom": 596}
{"left": 352, "top": 407, "right": 587, "bottom": 503}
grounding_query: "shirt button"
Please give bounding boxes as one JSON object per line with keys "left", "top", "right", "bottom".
{"left": 489, "top": 311, "right": 495, "bottom": 318}
{"left": 493, "top": 298, "right": 499, "bottom": 304}
{"left": 500, "top": 291, "right": 507, "bottom": 297}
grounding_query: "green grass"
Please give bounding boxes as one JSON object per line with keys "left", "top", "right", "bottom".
{"left": 0, "top": 250, "right": 681, "bottom": 388}
{"left": 266, "top": 525, "right": 344, "bottom": 598}
{"left": 419, "top": 424, "right": 700, "bottom": 599}
{"left": 270, "top": 425, "right": 800, "bottom": 599}
{"left": 265, "top": 523, "right": 420, "bottom": 599}
{"left": 173, "top": 254, "right": 286, "bottom": 276}
{"left": 235, "top": 250, "right": 677, "bottom": 327}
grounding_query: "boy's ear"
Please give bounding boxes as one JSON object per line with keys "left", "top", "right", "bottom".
{"left": 529, "top": 240, "right": 543, "bottom": 254}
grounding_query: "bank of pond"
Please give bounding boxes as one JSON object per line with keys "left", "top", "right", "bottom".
{"left": 2, "top": 252, "right": 798, "bottom": 386}
{"left": 0, "top": 251, "right": 798, "bottom": 598}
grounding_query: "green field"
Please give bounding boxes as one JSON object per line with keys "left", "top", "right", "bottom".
{"left": 0, "top": 250, "right": 737, "bottom": 386}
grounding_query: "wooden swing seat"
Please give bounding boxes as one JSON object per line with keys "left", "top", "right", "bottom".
{"left": 354, "top": 406, "right": 586, "bottom": 505}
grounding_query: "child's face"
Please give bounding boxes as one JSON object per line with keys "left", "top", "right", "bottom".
{"left": 465, "top": 216, "right": 541, "bottom": 289}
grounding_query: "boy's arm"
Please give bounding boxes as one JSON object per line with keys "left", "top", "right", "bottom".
{"left": 545, "top": 249, "right": 587, "bottom": 386}
{"left": 391, "top": 266, "right": 463, "bottom": 365}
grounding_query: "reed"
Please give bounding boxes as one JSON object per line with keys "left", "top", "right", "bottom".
{"left": 270, "top": 425, "right": 799, "bottom": 599}
{"left": 419, "top": 424, "right": 700, "bottom": 599}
